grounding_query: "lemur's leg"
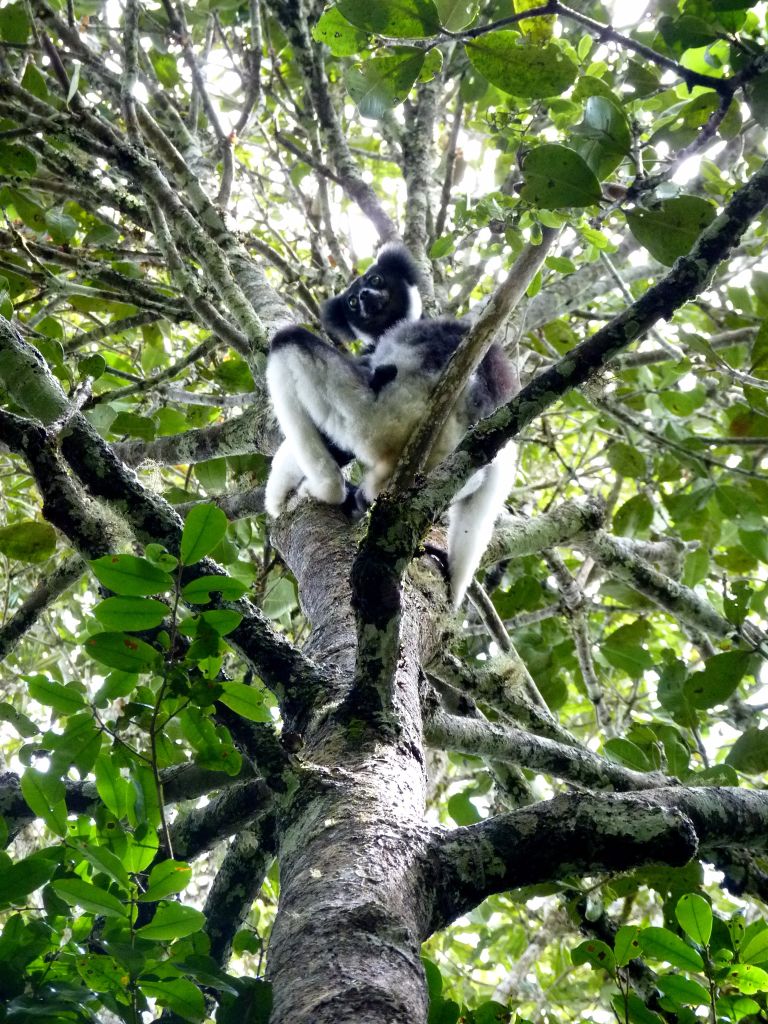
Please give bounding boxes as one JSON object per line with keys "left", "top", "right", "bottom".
{"left": 447, "top": 441, "right": 517, "bottom": 607}
{"left": 266, "top": 327, "right": 376, "bottom": 511}
{"left": 265, "top": 439, "right": 308, "bottom": 518}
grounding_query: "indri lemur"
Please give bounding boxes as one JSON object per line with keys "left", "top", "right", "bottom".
{"left": 265, "top": 244, "right": 516, "bottom": 606}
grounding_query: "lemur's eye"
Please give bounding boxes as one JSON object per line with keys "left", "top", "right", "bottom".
{"left": 368, "top": 273, "right": 383, "bottom": 287}
{"left": 348, "top": 295, "right": 359, "bottom": 309}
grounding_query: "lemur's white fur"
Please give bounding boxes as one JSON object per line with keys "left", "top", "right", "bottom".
{"left": 265, "top": 254, "right": 515, "bottom": 606}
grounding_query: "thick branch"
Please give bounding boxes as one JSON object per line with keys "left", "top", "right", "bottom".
{"left": 428, "top": 786, "right": 768, "bottom": 932}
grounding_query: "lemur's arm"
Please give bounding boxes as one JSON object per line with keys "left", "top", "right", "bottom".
{"left": 265, "top": 326, "right": 380, "bottom": 514}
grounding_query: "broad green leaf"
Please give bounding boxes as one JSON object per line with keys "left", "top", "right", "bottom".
{"left": 612, "top": 493, "right": 654, "bottom": 538}
{"left": 0, "top": 143, "right": 36, "bottom": 176}
{"left": 435, "top": 0, "right": 478, "bottom": 31}
{"left": 44, "top": 209, "right": 77, "bottom": 244}
{"left": 0, "top": 521, "right": 56, "bottom": 563}
{"left": 725, "top": 726, "right": 768, "bottom": 773}
{"left": 0, "top": 854, "right": 57, "bottom": 905}
{"left": 76, "top": 953, "right": 128, "bottom": 993}
{"left": 219, "top": 681, "right": 272, "bottom": 722}
{"left": 638, "top": 926, "right": 704, "bottom": 971}
{"left": 84, "top": 632, "right": 159, "bottom": 673}
{"left": 21, "top": 769, "right": 67, "bottom": 836}
{"left": 72, "top": 841, "right": 131, "bottom": 890}
{"left": 603, "top": 738, "right": 651, "bottom": 772}
{"left": 195, "top": 610, "right": 243, "bottom": 636}
{"left": 140, "top": 977, "right": 205, "bottom": 1023}
{"left": 181, "top": 504, "right": 228, "bottom": 565}
{"left": 626, "top": 196, "right": 717, "bottom": 266}
{"left": 53, "top": 877, "right": 126, "bottom": 919}
{"left": 741, "top": 926, "right": 768, "bottom": 964}
{"left": 26, "top": 675, "right": 86, "bottom": 714}
{"left": 657, "top": 972, "right": 710, "bottom": 1006}
{"left": 135, "top": 900, "right": 206, "bottom": 940}
{"left": 181, "top": 575, "right": 248, "bottom": 603}
{"left": 723, "top": 963, "right": 768, "bottom": 994}
{"left": 90, "top": 554, "right": 174, "bottom": 596}
{"left": 571, "top": 939, "right": 615, "bottom": 973}
{"left": 572, "top": 95, "right": 631, "bottom": 179}
{"left": 611, "top": 993, "right": 663, "bottom": 1024}
{"left": 466, "top": 35, "right": 577, "bottom": 98}
{"left": 312, "top": 7, "right": 369, "bottom": 55}
{"left": 684, "top": 650, "right": 752, "bottom": 709}
{"left": 520, "top": 144, "right": 602, "bottom": 209}
{"left": 614, "top": 925, "right": 641, "bottom": 967}
{"left": 138, "top": 859, "right": 192, "bottom": 902}
{"left": 447, "top": 792, "right": 481, "bottom": 826}
{"left": 149, "top": 49, "right": 180, "bottom": 87}
{"left": 123, "top": 828, "right": 160, "bottom": 874}
{"left": 94, "top": 596, "right": 168, "bottom": 632}
{"left": 345, "top": 49, "right": 425, "bottom": 118}
{"left": 675, "top": 893, "right": 712, "bottom": 945}
{"left": 94, "top": 752, "right": 130, "bottom": 819}
{"left": 0, "top": 702, "right": 38, "bottom": 738}
{"left": 0, "top": 2, "right": 29, "bottom": 43}
{"left": 607, "top": 442, "right": 646, "bottom": 479}
{"left": 336, "top": 0, "right": 440, "bottom": 36}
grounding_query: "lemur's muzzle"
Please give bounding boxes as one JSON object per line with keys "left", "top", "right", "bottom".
{"left": 359, "top": 287, "right": 387, "bottom": 316}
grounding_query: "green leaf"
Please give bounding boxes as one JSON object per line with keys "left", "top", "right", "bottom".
{"left": 0, "top": 702, "right": 38, "bottom": 738}
{"left": 614, "top": 925, "right": 641, "bottom": 967}
{"left": 44, "top": 209, "right": 77, "bottom": 244}
{"left": 149, "top": 49, "right": 181, "bottom": 87}
{"left": 612, "top": 493, "right": 654, "bottom": 537}
{"left": 336, "top": 0, "right": 440, "bottom": 36}
{"left": 219, "top": 681, "right": 272, "bottom": 722}
{"left": 0, "top": 854, "right": 57, "bottom": 906}
{"left": 181, "top": 575, "right": 248, "bottom": 604}
{"left": 84, "top": 632, "right": 160, "bottom": 673}
{"left": 572, "top": 939, "right": 615, "bottom": 973}
{"left": 26, "top": 675, "right": 86, "bottom": 714}
{"left": 345, "top": 49, "right": 425, "bottom": 118}
{"left": 138, "top": 860, "right": 192, "bottom": 902}
{"left": 657, "top": 972, "right": 710, "bottom": 1006}
{"left": 520, "top": 144, "right": 602, "bottom": 209}
{"left": 603, "top": 738, "right": 651, "bottom": 772}
{"left": 607, "top": 442, "right": 646, "bottom": 478}
{"left": 741, "top": 926, "right": 768, "bottom": 964}
{"left": 72, "top": 841, "right": 131, "bottom": 890}
{"left": 675, "top": 893, "right": 712, "bottom": 945}
{"left": 684, "top": 650, "right": 752, "bottom": 709}
{"left": 626, "top": 196, "right": 717, "bottom": 266}
{"left": 0, "top": 521, "right": 56, "bottom": 563}
{"left": 725, "top": 726, "right": 768, "bottom": 773}
{"left": 181, "top": 504, "right": 228, "bottom": 565}
{"left": 140, "top": 977, "right": 205, "bottom": 1022}
{"left": 75, "top": 953, "right": 128, "bottom": 993}
{"left": 20, "top": 768, "right": 68, "bottom": 836}
{"left": 447, "top": 791, "right": 481, "bottom": 826}
{"left": 94, "top": 752, "right": 131, "bottom": 819}
{"left": 572, "top": 95, "right": 631, "bottom": 178}
{"left": 0, "top": 2, "right": 29, "bottom": 43}
{"left": 723, "top": 963, "right": 768, "bottom": 994}
{"left": 435, "top": 0, "right": 478, "bottom": 31}
{"left": 52, "top": 877, "right": 126, "bottom": 919}
{"left": 466, "top": 35, "right": 577, "bottom": 99}
{"left": 135, "top": 900, "right": 206, "bottom": 940}
{"left": 312, "top": 7, "right": 369, "bottom": 55}
{"left": 0, "top": 143, "right": 36, "bottom": 176}
{"left": 93, "top": 596, "right": 168, "bottom": 632}
{"left": 638, "top": 926, "right": 704, "bottom": 971}
{"left": 90, "top": 554, "right": 174, "bottom": 596}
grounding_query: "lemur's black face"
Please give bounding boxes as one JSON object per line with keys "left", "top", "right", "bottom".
{"left": 321, "top": 243, "right": 422, "bottom": 345}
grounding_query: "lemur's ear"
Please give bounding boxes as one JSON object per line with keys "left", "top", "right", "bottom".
{"left": 321, "top": 295, "right": 355, "bottom": 344}
{"left": 375, "top": 243, "right": 421, "bottom": 288}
